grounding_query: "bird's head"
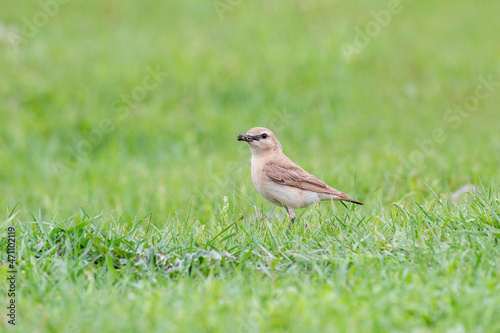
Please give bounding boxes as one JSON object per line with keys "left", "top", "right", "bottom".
{"left": 237, "top": 127, "right": 282, "bottom": 155}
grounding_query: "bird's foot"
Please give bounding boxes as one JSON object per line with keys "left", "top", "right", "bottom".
{"left": 287, "top": 217, "right": 295, "bottom": 234}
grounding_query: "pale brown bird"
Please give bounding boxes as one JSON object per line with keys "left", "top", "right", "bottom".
{"left": 237, "top": 127, "right": 363, "bottom": 226}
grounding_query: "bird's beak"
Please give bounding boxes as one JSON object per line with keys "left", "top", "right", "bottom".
{"left": 237, "top": 134, "right": 257, "bottom": 142}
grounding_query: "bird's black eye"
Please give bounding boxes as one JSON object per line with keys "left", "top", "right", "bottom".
{"left": 261, "top": 133, "right": 268, "bottom": 139}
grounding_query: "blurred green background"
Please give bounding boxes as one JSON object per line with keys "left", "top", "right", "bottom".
{"left": 1, "top": 1, "right": 500, "bottom": 332}
{"left": 1, "top": 0, "right": 499, "bottom": 221}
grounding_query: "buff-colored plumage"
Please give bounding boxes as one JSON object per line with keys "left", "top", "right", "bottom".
{"left": 237, "top": 127, "right": 362, "bottom": 225}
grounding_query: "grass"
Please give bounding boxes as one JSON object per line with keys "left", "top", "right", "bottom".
{"left": 1, "top": 0, "right": 500, "bottom": 331}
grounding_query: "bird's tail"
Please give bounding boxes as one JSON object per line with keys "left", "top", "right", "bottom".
{"left": 342, "top": 198, "right": 364, "bottom": 205}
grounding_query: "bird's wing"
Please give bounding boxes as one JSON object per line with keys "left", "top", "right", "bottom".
{"left": 262, "top": 161, "right": 349, "bottom": 198}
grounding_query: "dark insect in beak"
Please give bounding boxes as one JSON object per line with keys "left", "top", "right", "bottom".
{"left": 237, "top": 134, "right": 258, "bottom": 142}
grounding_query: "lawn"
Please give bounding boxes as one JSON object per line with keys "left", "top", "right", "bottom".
{"left": 1, "top": 0, "right": 500, "bottom": 331}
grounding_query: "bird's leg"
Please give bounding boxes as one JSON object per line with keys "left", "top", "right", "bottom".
{"left": 286, "top": 206, "right": 296, "bottom": 230}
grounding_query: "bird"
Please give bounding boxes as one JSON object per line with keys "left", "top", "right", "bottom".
{"left": 237, "top": 127, "right": 363, "bottom": 227}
